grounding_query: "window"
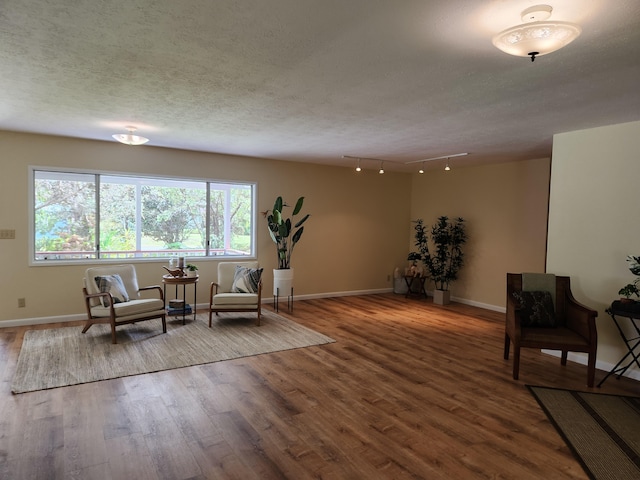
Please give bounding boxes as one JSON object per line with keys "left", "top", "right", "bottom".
{"left": 31, "top": 168, "right": 256, "bottom": 263}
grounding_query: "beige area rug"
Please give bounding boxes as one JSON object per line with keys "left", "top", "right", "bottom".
{"left": 12, "top": 311, "right": 335, "bottom": 394}
{"left": 528, "top": 385, "right": 640, "bottom": 480}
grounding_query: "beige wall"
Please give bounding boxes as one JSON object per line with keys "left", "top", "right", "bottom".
{"left": 0, "top": 131, "right": 412, "bottom": 323}
{"left": 548, "top": 120, "right": 640, "bottom": 372}
{"left": 410, "top": 158, "right": 550, "bottom": 308}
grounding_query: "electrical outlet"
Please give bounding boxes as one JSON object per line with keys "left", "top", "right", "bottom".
{"left": 0, "top": 229, "right": 16, "bottom": 239}
{"left": 18, "top": 298, "right": 26, "bottom": 308}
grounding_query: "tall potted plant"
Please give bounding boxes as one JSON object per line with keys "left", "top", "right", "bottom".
{"left": 265, "top": 196, "right": 310, "bottom": 296}
{"left": 408, "top": 216, "right": 467, "bottom": 305}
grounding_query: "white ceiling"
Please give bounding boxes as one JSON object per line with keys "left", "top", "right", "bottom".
{"left": 1, "top": 0, "right": 639, "bottom": 172}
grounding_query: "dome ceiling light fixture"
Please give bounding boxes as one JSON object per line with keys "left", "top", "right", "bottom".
{"left": 112, "top": 126, "right": 150, "bottom": 145}
{"left": 492, "top": 4, "right": 582, "bottom": 62}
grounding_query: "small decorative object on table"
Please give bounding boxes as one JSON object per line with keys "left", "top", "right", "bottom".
{"left": 185, "top": 264, "right": 198, "bottom": 278}
{"left": 163, "top": 266, "right": 185, "bottom": 277}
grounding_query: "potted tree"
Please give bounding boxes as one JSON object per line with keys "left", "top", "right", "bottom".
{"left": 408, "top": 216, "right": 467, "bottom": 305}
{"left": 265, "top": 196, "right": 310, "bottom": 297}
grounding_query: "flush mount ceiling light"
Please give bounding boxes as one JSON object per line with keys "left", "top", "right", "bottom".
{"left": 492, "top": 5, "right": 581, "bottom": 62}
{"left": 112, "top": 126, "right": 149, "bottom": 145}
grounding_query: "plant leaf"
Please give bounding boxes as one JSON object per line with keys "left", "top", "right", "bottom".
{"left": 294, "top": 214, "right": 309, "bottom": 228}
{"left": 292, "top": 197, "right": 304, "bottom": 215}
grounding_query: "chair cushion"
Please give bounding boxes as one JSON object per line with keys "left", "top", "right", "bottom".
{"left": 217, "top": 261, "right": 259, "bottom": 292}
{"left": 231, "top": 266, "right": 263, "bottom": 293}
{"left": 512, "top": 290, "right": 558, "bottom": 327}
{"left": 85, "top": 265, "right": 140, "bottom": 307}
{"left": 94, "top": 274, "right": 130, "bottom": 307}
{"left": 90, "top": 298, "right": 165, "bottom": 317}
{"left": 520, "top": 327, "right": 589, "bottom": 348}
{"left": 212, "top": 293, "right": 259, "bottom": 306}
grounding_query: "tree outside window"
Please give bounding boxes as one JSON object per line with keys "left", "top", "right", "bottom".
{"left": 33, "top": 169, "right": 255, "bottom": 262}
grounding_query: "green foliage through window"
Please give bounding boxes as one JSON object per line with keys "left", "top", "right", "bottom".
{"left": 32, "top": 169, "right": 255, "bottom": 261}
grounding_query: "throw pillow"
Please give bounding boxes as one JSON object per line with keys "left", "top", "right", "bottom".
{"left": 94, "top": 274, "right": 130, "bottom": 307}
{"left": 231, "top": 266, "right": 263, "bottom": 293}
{"left": 512, "top": 290, "right": 557, "bottom": 327}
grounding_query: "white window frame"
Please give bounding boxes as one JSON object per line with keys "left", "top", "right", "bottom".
{"left": 28, "top": 166, "right": 257, "bottom": 266}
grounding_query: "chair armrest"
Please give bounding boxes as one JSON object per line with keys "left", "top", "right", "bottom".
{"left": 138, "top": 285, "right": 164, "bottom": 300}
{"left": 505, "top": 290, "right": 523, "bottom": 339}
{"left": 83, "top": 290, "right": 117, "bottom": 315}
{"left": 564, "top": 292, "right": 598, "bottom": 341}
{"left": 210, "top": 282, "right": 220, "bottom": 304}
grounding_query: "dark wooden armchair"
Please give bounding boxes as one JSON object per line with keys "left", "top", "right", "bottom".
{"left": 504, "top": 273, "right": 598, "bottom": 387}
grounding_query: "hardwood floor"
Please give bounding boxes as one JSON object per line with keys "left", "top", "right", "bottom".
{"left": 1, "top": 294, "right": 639, "bottom": 479}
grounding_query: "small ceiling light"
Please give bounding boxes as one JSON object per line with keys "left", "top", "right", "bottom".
{"left": 492, "top": 5, "right": 581, "bottom": 62}
{"left": 444, "top": 159, "right": 451, "bottom": 171}
{"left": 112, "top": 126, "right": 149, "bottom": 145}
{"left": 419, "top": 162, "right": 425, "bottom": 174}
{"left": 355, "top": 158, "right": 362, "bottom": 172}
{"left": 379, "top": 161, "right": 384, "bottom": 174}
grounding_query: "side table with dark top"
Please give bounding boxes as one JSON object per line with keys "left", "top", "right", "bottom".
{"left": 597, "top": 300, "right": 640, "bottom": 387}
{"left": 404, "top": 275, "right": 428, "bottom": 299}
{"left": 162, "top": 274, "right": 198, "bottom": 325}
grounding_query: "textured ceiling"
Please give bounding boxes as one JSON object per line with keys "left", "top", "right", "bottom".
{"left": 1, "top": 0, "right": 639, "bottom": 172}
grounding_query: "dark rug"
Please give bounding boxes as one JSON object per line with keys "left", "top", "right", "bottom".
{"left": 527, "top": 385, "right": 640, "bottom": 480}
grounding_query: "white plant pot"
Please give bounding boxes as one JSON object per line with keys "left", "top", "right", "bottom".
{"left": 186, "top": 270, "right": 198, "bottom": 278}
{"left": 433, "top": 289, "right": 451, "bottom": 305}
{"left": 273, "top": 268, "right": 294, "bottom": 297}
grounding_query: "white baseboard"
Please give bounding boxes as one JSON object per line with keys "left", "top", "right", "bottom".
{"left": 0, "top": 289, "right": 394, "bottom": 328}
{"left": 450, "top": 295, "right": 506, "bottom": 313}
{"left": 0, "top": 313, "right": 88, "bottom": 328}
{"left": 542, "top": 349, "right": 640, "bottom": 383}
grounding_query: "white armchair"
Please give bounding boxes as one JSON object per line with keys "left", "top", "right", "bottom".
{"left": 82, "top": 264, "right": 167, "bottom": 344}
{"left": 209, "top": 261, "right": 263, "bottom": 327}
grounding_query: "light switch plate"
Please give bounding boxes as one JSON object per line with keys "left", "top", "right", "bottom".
{"left": 0, "top": 229, "right": 16, "bottom": 239}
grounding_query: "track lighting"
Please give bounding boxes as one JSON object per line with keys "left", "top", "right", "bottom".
{"left": 379, "top": 161, "right": 384, "bottom": 174}
{"left": 355, "top": 158, "right": 362, "bottom": 172}
{"left": 419, "top": 162, "right": 425, "bottom": 174}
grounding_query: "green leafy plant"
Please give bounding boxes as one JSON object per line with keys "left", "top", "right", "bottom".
{"left": 408, "top": 216, "right": 467, "bottom": 291}
{"left": 185, "top": 263, "right": 198, "bottom": 272}
{"left": 618, "top": 283, "right": 639, "bottom": 299}
{"left": 617, "top": 255, "right": 640, "bottom": 300}
{"left": 265, "top": 196, "right": 310, "bottom": 269}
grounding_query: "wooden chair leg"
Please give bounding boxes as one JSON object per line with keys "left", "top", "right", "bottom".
{"left": 504, "top": 333, "right": 511, "bottom": 359}
{"left": 208, "top": 309, "right": 212, "bottom": 328}
{"left": 161, "top": 315, "right": 167, "bottom": 333}
{"left": 561, "top": 351, "right": 568, "bottom": 365}
{"left": 512, "top": 346, "right": 520, "bottom": 380}
{"left": 111, "top": 324, "right": 117, "bottom": 344}
{"left": 587, "top": 353, "right": 596, "bottom": 388}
